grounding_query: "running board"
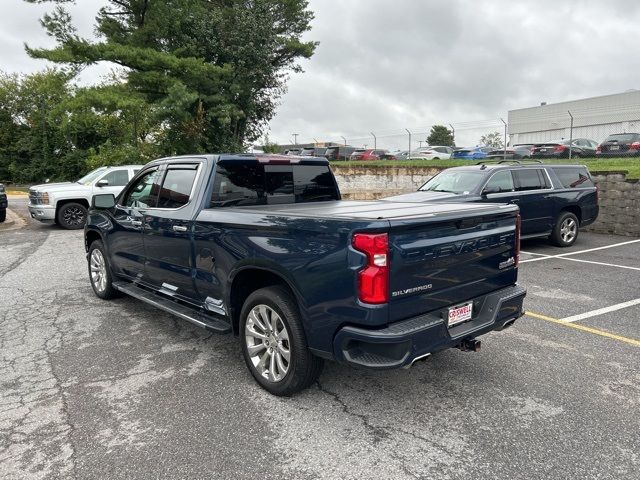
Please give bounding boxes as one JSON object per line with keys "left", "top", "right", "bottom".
{"left": 113, "top": 281, "right": 231, "bottom": 333}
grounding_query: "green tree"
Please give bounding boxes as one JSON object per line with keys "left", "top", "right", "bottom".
{"left": 480, "top": 131, "right": 503, "bottom": 148}
{"left": 261, "top": 135, "right": 281, "bottom": 154}
{"left": 426, "top": 125, "right": 455, "bottom": 146}
{"left": 25, "top": 0, "right": 317, "bottom": 154}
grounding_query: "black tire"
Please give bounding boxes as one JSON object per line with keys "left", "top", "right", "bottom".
{"left": 57, "top": 202, "right": 88, "bottom": 230}
{"left": 0, "top": 208, "right": 6, "bottom": 223}
{"left": 432, "top": 157, "right": 440, "bottom": 160}
{"left": 550, "top": 211, "right": 579, "bottom": 247}
{"left": 87, "top": 240, "right": 118, "bottom": 299}
{"left": 240, "top": 286, "right": 323, "bottom": 396}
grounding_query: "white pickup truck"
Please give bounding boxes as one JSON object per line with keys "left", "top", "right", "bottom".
{"left": 28, "top": 165, "right": 143, "bottom": 229}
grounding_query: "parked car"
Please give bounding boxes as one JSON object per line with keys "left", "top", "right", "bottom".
{"left": 325, "top": 146, "right": 355, "bottom": 161}
{"left": 284, "top": 148, "right": 302, "bottom": 156}
{"left": 531, "top": 138, "right": 598, "bottom": 158}
{"left": 596, "top": 133, "right": 640, "bottom": 157}
{"left": 452, "top": 146, "right": 494, "bottom": 160}
{"left": 85, "top": 154, "right": 525, "bottom": 395}
{"left": 349, "top": 149, "right": 395, "bottom": 161}
{"left": 386, "top": 163, "right": 598, "bottom": 247}
{"left": 486, "top": 144, "right": 534, "bottom": 160}
{"left": 394, "top": 150, "right": 410, "bottom": 160}
{"left": 0, "top": 183, "right": 7, "bottom": 223}
{"left": 300, "top": 147, "right": 328, "bottom": 157}
{"left": 409, "top": 146, "right": 454, "bottom": 160}
{"left": 28, "top": 165, "right": 143, "bottom": 229}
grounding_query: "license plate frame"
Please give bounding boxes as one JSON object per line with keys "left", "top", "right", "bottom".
{"left": 609, "top": 145, "right": 620, "bottom": 150}
{"left": 448, "top": 302, "right": 473, "bottom": 327}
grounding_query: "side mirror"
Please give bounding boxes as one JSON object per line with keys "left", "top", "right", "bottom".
{"left": 482, "top": 186, "right": 501, "bottom": 196}
{"left": 96, "top": 179, "right": 109, "bottom": 187}
{"left": 92, "top": 193, "right": 116, "bottom": 209}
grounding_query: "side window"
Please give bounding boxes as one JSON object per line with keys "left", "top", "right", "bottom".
{"left": 552, "top": 168, "right": 594, "bottom": 189}
{"left": 513, "top": 169, "right": 549, "bottom": 191}
{"left": 157, "top": 164, "right": 199, "bottom": 209}
{"left": 210, "top": 162, "right": 266, "bottom": 208}
{"left": 100, "top": 169, "right": 130, "bottom": 187}
{"left": 484, "top": 170, "right": 514, "bottom": 193}
{"left": 122, "top": 169, "right": 159, "bottom": 208}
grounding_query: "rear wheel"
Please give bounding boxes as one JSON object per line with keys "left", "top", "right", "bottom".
{"left": 0, "top": 208, "right": 6, "bottom": 223}
{"left": 57, "top": 202, "right": 88, "bottom": 230}
{"left": 550, "top": 212, "right": 579, "bottom": 247}
{"left": 240, "top": 286, "right": 323, "bottom": 396}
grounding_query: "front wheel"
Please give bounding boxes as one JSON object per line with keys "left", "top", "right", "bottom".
{"left": 57, "top": 202, "right": 88, "bottom": 230}
{"left": 240, "top": 286, "right": 323, "bottom": 396}
{"left": 88, "top": 240, "right": 118, "bottom": 299}
{"left": 550, "top": 212, "right": 579, "bottom": 247}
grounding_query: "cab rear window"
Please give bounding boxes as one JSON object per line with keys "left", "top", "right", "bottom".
{"left": 209, "top": 161, "right": 339, "bottom": 208}
{"left": 551, "top": 167, "right": 594, "bottom": 189}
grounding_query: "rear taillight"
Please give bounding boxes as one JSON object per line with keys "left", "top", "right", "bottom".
{"left": 352, "top": 233, "right": 389, "bottom": 304}
{"left": 514, "top": 214, "right": 521, "bottom": 267}
{"left": 629, "top": 142, "right": 640, "bottom": 150}
{"left": 554, "top": 145, "right": 566, "bottom": 152}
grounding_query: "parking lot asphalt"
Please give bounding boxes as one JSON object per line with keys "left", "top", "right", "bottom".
{"left": 1, "top": 199, "right": 638, "bottom": 479}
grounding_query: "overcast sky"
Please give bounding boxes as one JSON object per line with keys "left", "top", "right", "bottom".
{"left": 3, "top": 0, "right": 640, "bottom": 149}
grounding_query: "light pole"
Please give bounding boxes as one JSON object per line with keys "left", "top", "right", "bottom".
{"left": 449, "top": 124, "right": 455, "bottom": 146}
{"left": 370, "top": 132, "right": 377, "bottom": 150}
{"left": 340, "top": 136, "right": 347, "bottom": 160}
{"left": 500, "top": 118, "right": 507, "bottom": 161}
{"left": 405, "top": 128, "right": 411, "bottom": 155}
{"left": 568, "top": 111, "right": 574, "bottom": 160}
{"left": 292, "top": 133, "right": 299, "bottom": 145}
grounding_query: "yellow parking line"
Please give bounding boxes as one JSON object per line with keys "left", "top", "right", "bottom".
{"left": 526, "top": 311, "right": 640, "bottom": 347}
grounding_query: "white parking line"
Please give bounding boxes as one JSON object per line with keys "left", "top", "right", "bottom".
{"left": 521, "top": 252, "right": 640, "bottom": 271}
{"left": 561, "top": 298, "right": 640, "bottom": 323}
{"left": 520, "top": 238, "right": 640, "bottom": 264}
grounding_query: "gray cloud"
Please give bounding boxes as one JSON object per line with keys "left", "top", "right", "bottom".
{"left": 3, "top": 0, "right": 640, "bottom": 148}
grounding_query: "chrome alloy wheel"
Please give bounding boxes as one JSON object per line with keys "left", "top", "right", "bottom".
{"left": 90, "top": 249, "right": 108, "bottom": 293}
{"left": 245, "top": 305, "right": 291, "bottom": 382}
{"left": 560, "top": 217, "right": 577, "bottom": 243}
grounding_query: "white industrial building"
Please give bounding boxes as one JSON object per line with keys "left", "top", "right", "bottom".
{"left": 508, "top": 90, "right": 640, "bottom": 145}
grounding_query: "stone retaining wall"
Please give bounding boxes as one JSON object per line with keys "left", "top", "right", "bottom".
{"left": 331, "top": 165, "right": 640, "bottom": 237}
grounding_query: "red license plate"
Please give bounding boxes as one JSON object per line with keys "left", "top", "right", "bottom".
{"left": 448, "top": 302, "right": 473, "bottom": 327}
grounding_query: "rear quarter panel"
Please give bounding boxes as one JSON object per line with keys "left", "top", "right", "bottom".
{"left": 192, "top": 209, "right": 390, "bottom": 353}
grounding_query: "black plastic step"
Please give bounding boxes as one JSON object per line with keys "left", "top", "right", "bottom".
{"left": 113, "top": 281, "right": 231, "bottom": 333}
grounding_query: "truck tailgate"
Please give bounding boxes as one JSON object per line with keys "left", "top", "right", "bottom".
{"left": 387, "top": 204, "right": 519, "bottom": 322}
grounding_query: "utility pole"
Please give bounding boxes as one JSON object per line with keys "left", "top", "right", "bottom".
{"left": 568, "top": 111, "right": 574, "bottom": 160}
{"left": 340, "top": 136, "right": 347, "bottom": 160}
{"left": 313, "top": 137, "right": 319, "bottom": 146}
{"left": 419, "top": 141, "right": 423, "bottom": 149}
{"left": 292, "top": 133, "right": 299, "bottom": 145}
{"left": 500, "top": 118, "right": 507, "bottom": 161}
{"left": 405, "top": 128, "right": 412, "bottom": 155}
{"left": 449, "top": 124, "right": 455, "bottom": 146}
{"left": 370, "top": 132, "right": 377, "bottom": 150}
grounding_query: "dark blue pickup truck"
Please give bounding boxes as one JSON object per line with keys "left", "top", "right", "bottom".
{"left": 85, "top": 155, "right": 526, "bottom": 395}
{"left": 387, "top": 163, "right": 599, "bottom": 247}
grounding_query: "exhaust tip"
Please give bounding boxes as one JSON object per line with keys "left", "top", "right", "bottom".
{"left": 458, "top": 339, "right": 481, "bottom": 352}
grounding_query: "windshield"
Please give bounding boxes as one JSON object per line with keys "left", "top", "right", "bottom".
{"left": 419, "top": 170, "right": 485, "bottom": 194}
{"left": 76, "top": 167, "right": 108, "bottom": 185}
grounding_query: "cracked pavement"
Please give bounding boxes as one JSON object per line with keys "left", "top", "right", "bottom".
{"left": 1, "top": 199, "right": 638, "bottom": 479}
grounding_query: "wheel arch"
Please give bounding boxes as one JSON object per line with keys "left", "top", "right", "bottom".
{"left": 84, "top": 228, "right": 103, "bottom": 253}
{"left": 56, "top": 198, "right": 90, "bottom": 214}
{"left": 559, "top": 204, "right": 582, "bottom": 224}
{"left": 227, "top": 266, "right": 303, "bottom": 336}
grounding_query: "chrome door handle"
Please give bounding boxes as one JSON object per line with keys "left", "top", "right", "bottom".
{"left": 173, "top": 225, "right": 188, "bottom": 232}
{"left": 131, "top": 220, "right": 143, "bottom": 226}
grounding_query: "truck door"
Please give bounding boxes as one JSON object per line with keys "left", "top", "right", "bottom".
{"left": 108, "top": 167, "right": 160, "bottom": 280}
{"left": 141, "top": 162, "right": 202, "bottom": 305}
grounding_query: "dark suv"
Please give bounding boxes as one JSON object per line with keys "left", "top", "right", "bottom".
{"left": 0, "top": 183, "right": 7, "bottom": 223}
{"left": 597, "top": 133, "right": 640, "bottom": 157}
{"left": 385, "top": 162, "right": 599, "bottom": 247}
